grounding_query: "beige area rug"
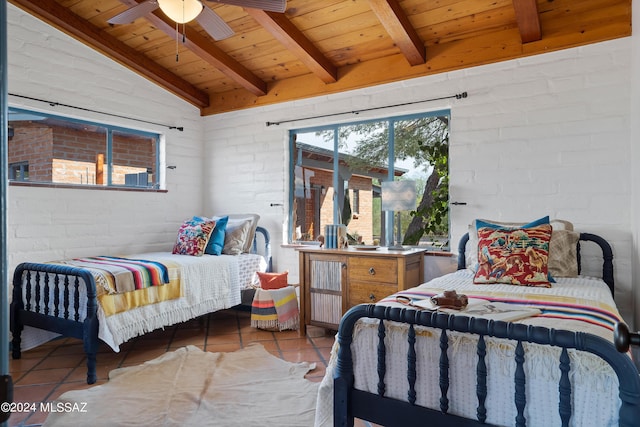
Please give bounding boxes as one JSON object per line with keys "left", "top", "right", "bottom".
{"left": 44, "top": 344, "right": 320, "bottom": 427}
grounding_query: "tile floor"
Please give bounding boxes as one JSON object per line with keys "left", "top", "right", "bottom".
{"left": 6, "top": 308, "right": 374, "bottom": 427}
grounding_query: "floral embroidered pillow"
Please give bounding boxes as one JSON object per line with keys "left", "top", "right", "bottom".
{"left": 172, "top": 217, "right": 216, "bottom": 256}
{"left": 466, "top": 216, "right": 551, "bottom": 272}
{"left": 473, "top": 223, "right": 552, "bottom": 287}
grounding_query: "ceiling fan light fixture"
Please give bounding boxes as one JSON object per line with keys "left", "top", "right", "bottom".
{"left": 158, "top": 0, "right": 203, "bottom": 24}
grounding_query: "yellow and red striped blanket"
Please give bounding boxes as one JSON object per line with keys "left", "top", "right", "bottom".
{"left": 251, "top": 286, "right": 299, "bottom": 331}
{"left": 52, "top": 255, "right": 182, "bottom": 316}
{"left": 59, "top": 256, "right": 170, "bottom": 294}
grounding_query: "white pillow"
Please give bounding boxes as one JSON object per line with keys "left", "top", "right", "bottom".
{"left": 217, "top": 213, "right": 260, "bottom": 254}
{"left": 222, "top": 218, "right": 253, "bottom": 255}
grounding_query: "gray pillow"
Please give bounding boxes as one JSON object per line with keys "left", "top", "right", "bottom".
{"left": 216, "top": 214, "right": 260, "bottom": 254}
{"left": 548, "top": 229, "right": 580, "bottom": 278}
{"left": 222, "top": 218, "right": 253, "bottom": 255}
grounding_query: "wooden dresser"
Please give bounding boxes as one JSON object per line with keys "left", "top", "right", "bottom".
{"left": 297, "top": 247, "right": 425, "bottom": 335}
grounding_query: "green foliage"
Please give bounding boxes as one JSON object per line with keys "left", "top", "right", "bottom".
{"left": 345, "top": 117, "right": 450, "bottom": 241}
{"left": 415, "top": 135, "right": 449, "bottom": 237}
{"left": 318, "top": 115, "right": 450, "bottom": 244}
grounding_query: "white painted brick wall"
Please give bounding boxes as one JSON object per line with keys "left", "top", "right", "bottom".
{"left": 204, "top": 38, "right": 635, "bottom": 322}
{"left": 7, "top": 5, "right": 205, "bottom": 269}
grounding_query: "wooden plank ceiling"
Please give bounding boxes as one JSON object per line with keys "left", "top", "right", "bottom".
{"left": 9, "top": 0, "right": 632, "bottom": 116}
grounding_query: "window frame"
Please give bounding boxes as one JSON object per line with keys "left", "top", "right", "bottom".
{"left": 288, "top": 109, "right": 450, "bottom": 245}
{"left": 8, "top": 107, "right": 162, "bottom": 191}
{"left": 8, "top": 161, "right": 29, "bottom": 181}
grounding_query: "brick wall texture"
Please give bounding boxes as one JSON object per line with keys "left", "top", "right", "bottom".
{"left": 9, "top": 122, "right": 156, "bottom": 185}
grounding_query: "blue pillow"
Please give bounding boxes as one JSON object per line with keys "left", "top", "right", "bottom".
{"left": 204, "top": 216, "right": 229, "bottom": 255}
{"left": 475, "top": 215, "right": 550, "bottom": 230}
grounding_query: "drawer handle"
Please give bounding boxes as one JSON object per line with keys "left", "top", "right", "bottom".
{"left": 369, "top": 293, "right": 376, "bottom": 301}
{"left": 368, "top": 267, "right": 375, "bottom": 275}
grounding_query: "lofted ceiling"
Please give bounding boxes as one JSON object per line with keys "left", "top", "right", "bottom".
{"left": 9, "top": 0, "right": 632, "bottom": 116}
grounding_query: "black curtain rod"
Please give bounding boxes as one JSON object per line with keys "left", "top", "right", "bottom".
{"left": 8, "top": 93, "right": 183, "bottom": 131}
{"left": 265, "top": 91, "right": 467, "bottom": 126}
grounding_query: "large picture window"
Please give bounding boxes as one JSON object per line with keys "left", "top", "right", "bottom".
{"left": 289, "top": 110, "right": 450, "bottom": 248}
{"left": 7, "top": 107, "right": 161, "bottom": 189}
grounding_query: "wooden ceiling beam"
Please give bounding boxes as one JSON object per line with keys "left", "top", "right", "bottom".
{"left": 512, "top": 0, "right": 542, "bottom": 43}
{"left": 118, "top": 0, "right": 267, "bottom": 96}
{"left": 368, "top": 0, "right": 426, "bottom": 66}
{"left": 8, "top": 0, "right": 210, "bottom": 109}
{"left": 245, "top": 9, "right": 337, "bottom": 84}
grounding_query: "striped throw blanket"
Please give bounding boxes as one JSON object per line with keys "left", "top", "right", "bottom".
{"left": 57, "top": 256, "right": 170, "bottom": 294}
{"left": 381, "top": 287, "right": 622, "bottom": 332}
{"left": 251, "top": 286, "right": 299, "bottom": 331}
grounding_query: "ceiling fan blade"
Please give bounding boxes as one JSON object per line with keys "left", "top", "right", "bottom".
{"left": 207, "top": 0, "right": 286, "bottom": 13}
{"left": 196, "top": 6, "right": 235, "bottom": 40}
{"left": 108, "top": 0, "right": 159, "bottom": 25}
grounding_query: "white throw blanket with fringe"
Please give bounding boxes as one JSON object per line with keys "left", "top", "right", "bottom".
{"left": 97, "top": 252, "right": 241, "bottom": 351}
{"left": 315, "top": 270, "right": 628, "bottom": 427}
{"left": 18, "top": 253, "right": 243, "bottom": 352}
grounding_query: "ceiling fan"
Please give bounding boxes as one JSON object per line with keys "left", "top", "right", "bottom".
{"left": 108, "top": 0, "right": 286, "bottom": 41}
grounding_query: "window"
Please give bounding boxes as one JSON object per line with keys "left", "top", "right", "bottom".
{"left": 289, "top": 110, "right": 450, "bottom": 248}
{"left": 8, "top": 107, "right": 161, "bottom": 189}
{"left": 9, "top": 161, "right": 29, "bottom": 181}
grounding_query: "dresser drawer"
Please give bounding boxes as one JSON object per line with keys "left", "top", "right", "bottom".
{"left": 349, "top": 281, "right": 397, "bottom": 305}
{"left": 298, "top": 247, "right": 425, "bottom": 337}
{"left": 348, "top": 257, "right": 397, "bottom": 283}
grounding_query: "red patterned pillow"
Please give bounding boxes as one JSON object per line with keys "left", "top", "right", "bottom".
{"left": 473, "top": 223, "right": 552, "bottom": 287}
{"left": 257, "top": 271, "right": 288, "bottom": 290}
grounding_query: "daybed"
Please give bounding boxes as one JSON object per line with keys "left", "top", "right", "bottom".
{"left": 10, "top": 215, "right": 272, "bottom": 384}
{"left": 316, "top": 219, "right": 640, "bottom": 427}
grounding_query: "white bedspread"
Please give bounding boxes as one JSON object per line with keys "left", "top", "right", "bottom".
{"left": 97, "top": 252, "right": 241, "bottom": 351}
{"left": 315, "top": 270, "right": 628, "bottom": 427}
{"left": 18, "top": 252, "right": 266, "bottom": 352}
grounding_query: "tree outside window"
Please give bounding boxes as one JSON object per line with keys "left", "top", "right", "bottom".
{"left": 289, "top": 111, "right": 450, "bottom": 249}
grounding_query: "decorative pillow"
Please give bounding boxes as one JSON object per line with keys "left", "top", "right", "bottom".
{"left": 172, "top": 217, "right": 216, "bottom": 256}
{"left": 217, "top": 213, "right": 260, "bottom": 253}
{"left": 203, "top": 215, "right": 229, "bottom": 256}
{"left": 473, "top": 221, "right": 553, "bottom": 287}
{"left": 466, "top": 216, "right": 562, "bottom": 271}
{"left": 550, "top": 219, "right": 574, "bottom": 231}
{"left": 257, "top": 271, "right": 288, "bottom": 290}
{"left": 223, "top": 218, "right": 253, "bottom": 255}
{"left": 548, "top": 229, "right": 580, "bottom": 277}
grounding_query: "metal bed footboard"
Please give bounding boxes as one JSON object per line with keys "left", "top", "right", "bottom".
{"left": 334, "top": 304, "right": 640, "bottom": 427}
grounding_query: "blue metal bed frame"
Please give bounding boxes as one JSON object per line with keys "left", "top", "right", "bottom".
{"left": 10, "top": 226, "right": 271, "bottom": 385}
{"left": 333, "top": 232, "right": 640, "bottom": 427}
